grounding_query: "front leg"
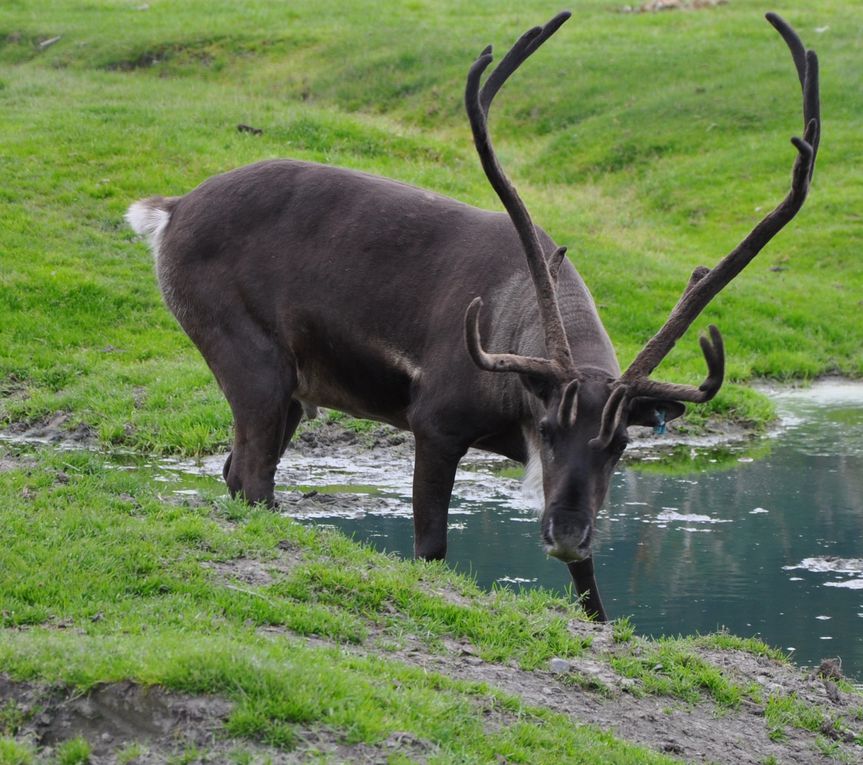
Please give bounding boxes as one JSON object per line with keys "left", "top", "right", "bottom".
{"left": 411, "top": 435, "right": 466, "bottom": 561}
{"left": 567, "top": 558, "right": 608, "bottom": 622}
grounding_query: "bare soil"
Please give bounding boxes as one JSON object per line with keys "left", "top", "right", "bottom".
{"left": 393, "top": 632, "right": 863, "bottom": 765}
{"left": 3, "top": 411, "right": 97, "bottom": 447}
{"left": 0, "top": 675, "right": 425, "bottom": 764}
{"left": 4, "top": 623, "right": 860, "bottom": 763}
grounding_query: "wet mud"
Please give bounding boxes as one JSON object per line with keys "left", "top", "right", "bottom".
{"left": 0, "top": 675, "right": 435, "bottom": 764}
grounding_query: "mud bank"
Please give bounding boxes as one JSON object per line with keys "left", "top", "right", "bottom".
{"left": 0, "top": 675, "right": 426, "bottom": 764}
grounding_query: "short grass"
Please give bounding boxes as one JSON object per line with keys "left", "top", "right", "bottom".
{"left": 609, "top": 639, "right": 748, "bottom": 708}
{"left": 1, "top": 0, "right": 861, "bottom": 453}
{"left": 0, "top": 441, "right": 682, "bottom": 763}
{"left": 2, "top": 441, "right": 853, "bottom": 761}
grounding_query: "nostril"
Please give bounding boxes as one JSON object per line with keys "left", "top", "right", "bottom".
{"left": 541, "top": 518, "right": 555, "bottom": 547}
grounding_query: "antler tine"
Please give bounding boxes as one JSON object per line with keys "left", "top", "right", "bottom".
{"left": 479, "top": 11, "right": 572, "bottom": 115}
{"left": 621, "top": 16, "right": 819, "bottom": 386}
{"left": 627, "top": 325, "right": 724, "bottom": 403}
{"left": 767, "top": 13, "right": 820, "bottom": 177}
{"left": 548, "top": 245, "right": 568, "bottom": 284}
{"left": 465, "top": 297, "right": 562, "bottom": 378}
{"left": 465, "top": 13, "right": 574, "bottom": 374}
{"left": 766, "top": 12, "right": 807, "bottom": 89}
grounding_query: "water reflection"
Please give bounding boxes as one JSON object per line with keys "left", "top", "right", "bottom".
{"left": 275, "top": 382, "right": 863, "bottom": 680}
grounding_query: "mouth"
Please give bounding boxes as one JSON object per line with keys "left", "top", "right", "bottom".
{"left": 544, "top": 543, "right": 591, "bottom": 563}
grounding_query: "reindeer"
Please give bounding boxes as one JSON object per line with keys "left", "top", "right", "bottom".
{"left": 127, "top": 12, "right": 819, "bottom": 620}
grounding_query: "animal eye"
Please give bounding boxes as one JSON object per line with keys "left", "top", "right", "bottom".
{"left": 538, "top": 420, "right": 552, "bottom": 441}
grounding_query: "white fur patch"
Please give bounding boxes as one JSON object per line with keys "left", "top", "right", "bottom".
{"left": 125, "top": 200, "right": 171, "bottom": 259}
{"left": 522, "top": 438, "right": 544, "bottom": 514}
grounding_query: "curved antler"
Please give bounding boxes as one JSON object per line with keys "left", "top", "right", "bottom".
{"left": 626, "top": 325, "right": 724, "bottom": 403}
{"left": 620, "top": 14, "right": 819, "bottom": 396}
{"left": 464, "top": 11, "right": 574, "bottom": 377}
{"left": 465, "top": 298, "right": 563, "bottom": 378}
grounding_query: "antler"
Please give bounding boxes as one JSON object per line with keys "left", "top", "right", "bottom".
{"left": 620, "top": 14, "right": 819, "bottom": 402}
{"left": 464, "top": 11, "right": 575, "bottom": 379}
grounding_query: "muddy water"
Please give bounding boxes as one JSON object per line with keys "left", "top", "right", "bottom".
{"left": 255, "top": 382, "right": 862, "bottom": 681}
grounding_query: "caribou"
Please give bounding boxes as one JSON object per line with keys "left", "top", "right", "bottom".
{"left": 127, "top": 12, "right": 819, "bottom": 620}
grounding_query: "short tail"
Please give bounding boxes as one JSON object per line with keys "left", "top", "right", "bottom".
{"left": 125, "top": 196, "right": 177, "bottom": 258}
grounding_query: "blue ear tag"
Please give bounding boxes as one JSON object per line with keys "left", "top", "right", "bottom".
{"left": 653, "top": 408, "right": 667, "bottom": 435}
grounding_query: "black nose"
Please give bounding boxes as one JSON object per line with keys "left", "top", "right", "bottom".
{"left": 542, "top": 506, "right": 593, "bottom": 562}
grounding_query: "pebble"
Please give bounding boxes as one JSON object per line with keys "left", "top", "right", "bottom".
{"left": 549, "top": 657, "right": 572, "bottom": 674}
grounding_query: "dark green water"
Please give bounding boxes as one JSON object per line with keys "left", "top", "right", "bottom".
{"left": 280, "top": 383, "right": 863, "bottom": 680}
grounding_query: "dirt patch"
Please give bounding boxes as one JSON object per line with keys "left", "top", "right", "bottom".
{"left": 292, "top": 620, "right": 863, "bottom": 765}
{"left": 0, "top": 675, "right": 436, "bottom": 764}
{"left": 292, "top": 417, "right": 413, "bottom": 460}
{"left": 621, "top": 0, "right": 728, "bottom": 12}
{"left": 4, "top": 411, "right": 96, "bottom": 448}
{"left": 0, "top": 677, "right": 231, "bottom": 762}
{"left": 0, "top": 449, "right": 35, "bottom": 474}
{"left": 103, "top": 41, "right": 218, "bottom": 72}
{"left": 277, "top": 488, "right": 405, "bottom": 519}
{"left": 201, "top": 543, "right": 303, "bottom": 587}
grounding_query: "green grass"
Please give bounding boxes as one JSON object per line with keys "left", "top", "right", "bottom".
{"left": 0, "top": 443, "right": 681, "bottom": 763}
{"left": 612, "top": 616, "right": 636, "bottom": 644}
{"left": 0, "top": 739, "right": 34, "bottom": 765}
{"left": 609, "top": 638, "right": 747, "bottom": 707}
{"left": 690, "top": 631, "right": 788, "bottom": 663}
{"left": 765, "top": 692, "right": 825, "bottom": 741}
{"left": 1, "top": 0, "right": 861, "bottom": 453}
{"left": 56, "top": 737, "right": 91, "bottom": 765}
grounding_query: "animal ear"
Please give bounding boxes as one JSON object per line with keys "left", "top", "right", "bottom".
{"left": 627, "top": 398, "right": 686, "bottom": 428}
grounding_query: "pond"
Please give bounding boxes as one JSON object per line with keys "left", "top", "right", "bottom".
{"left": 247, "top": 381, "right": 863, "bottom": 681}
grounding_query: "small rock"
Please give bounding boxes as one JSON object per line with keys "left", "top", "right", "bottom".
{"left": 549, "top": 657, "right": 572, "bottom": 674}
{"left": 237, "top": 123, "right": 263, "bottom": 136}
{"left": 824, "top": 679, "right": 841, "bottom": 704}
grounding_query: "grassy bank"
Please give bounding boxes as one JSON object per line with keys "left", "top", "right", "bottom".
{"left": 1, "top": 0, "right": 861, "bottom": 453}
{"left": 0, "top": 442, "right": 688, "bottom": 763}
{"left": 1, "top": 440, "right": 861, "bottom": 763}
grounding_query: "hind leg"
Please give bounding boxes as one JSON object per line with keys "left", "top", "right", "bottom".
{"left": 222, "top": 397, "right": 304, "bottom": 493}
{"left": 190, "top": 322, "right": 298, "bottom": 507}
{"left": 223, "top": 370, "right": 296, "bottom": 506}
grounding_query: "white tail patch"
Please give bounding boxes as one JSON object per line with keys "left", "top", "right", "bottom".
{"left": 522, "top": 438, "right": 544, "bottom": 514}
{"left": 125, "top": 199, "right": 172, "bottom": 259}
